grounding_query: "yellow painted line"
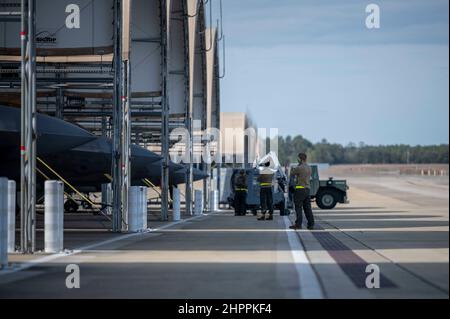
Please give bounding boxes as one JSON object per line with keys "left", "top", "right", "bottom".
{"left": 37, "top": 157, "right": 97, "bottom": 207}
{"left": 36, "top": 167, "right": 79, "bottom": 204}
{"left": 144, "top": 178, "right": 161, "bottom": 197}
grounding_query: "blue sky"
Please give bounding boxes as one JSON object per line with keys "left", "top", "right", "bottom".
{"left": 217, "top": 0, "right": 449, "bottom": 145}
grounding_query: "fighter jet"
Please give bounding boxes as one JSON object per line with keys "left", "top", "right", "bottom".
{"left": 0, "top": 105, "right": 96, "bottom": 183}
{"left": 147, "top": 161, "right": 209, "bottom": 186}
{"left": 40, "top": 136, "right": 162, "bottom": 193}
{"left": 42, "top": 137, "right": 209, "bottom": 192}
{"left": 1, "top": 105, "right": 208, "bottom": 198}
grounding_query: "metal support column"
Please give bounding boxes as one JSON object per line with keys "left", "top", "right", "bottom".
{"left": 101, "top": 116, "right": 108, "bottom": 137}
{"left": 112, "top": 0, "right": 123, "bottom": 232}
{"left": 20, "top": 0, "right": 37, "bottom": 253}
{"left": 202, "top": 81, "right": 209, "bottom": 214}
{"left": 160, "top": 0, "right": 170, "bottom": 221}
{"left": 185, "top": 118, "right": 194, "bottom": 216}
{"left": 204, "top": 153, "right": 211, "bottom": 212}
{"left": 111, "top": 0, "right": 132, "bottom": 232}
{"left": 55, "top": 87, "right": 63, "bottom": 119}
{"left": 55, "top": 65, "right": 64, "bottom": 119}
{"left": 121, "top": 59, "right": 131, "bottom": 231}
{"left": 183, "top": 4, "right": 193, "bottom": 217}
{"left": 121, "top": 0, "right": 132, "bottom": 231}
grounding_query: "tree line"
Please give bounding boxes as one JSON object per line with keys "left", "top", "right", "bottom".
{"left": 275, "top": 135, "right": 449, "bottom": 165}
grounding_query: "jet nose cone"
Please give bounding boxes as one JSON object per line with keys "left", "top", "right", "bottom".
{"left": 0, "top": 106, "right": 95, "bottom": 155}
{"left": 193, "top": 168, "right": 209, "bottom": 181}
{"left": 131, "top": 144, "right": 163, "bottom": 164}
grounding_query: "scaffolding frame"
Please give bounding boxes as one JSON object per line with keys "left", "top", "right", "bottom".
{"left": 0, "top": 0, "right": 224, "bottom": 252}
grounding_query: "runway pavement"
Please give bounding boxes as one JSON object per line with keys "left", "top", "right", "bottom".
{"left": 0, "top": 176, "right": 448, "bottom": 299}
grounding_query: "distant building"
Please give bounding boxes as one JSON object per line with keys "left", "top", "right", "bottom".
{"left": 220, "top": 112, "right": 262, "bottom": 168}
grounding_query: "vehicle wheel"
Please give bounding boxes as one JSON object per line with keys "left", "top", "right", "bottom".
{"left": 64, "top": 200, "right": 79, "bottom": 213}
{"left": 316, "top": 190, "right": 338, "bottom": 210}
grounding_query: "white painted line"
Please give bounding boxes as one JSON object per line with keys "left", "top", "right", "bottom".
{"left": 283, "top": 216, "right": 324, "bottom": 299}
{"left": 0, "top": 214, "right": 206, "bottom": 276}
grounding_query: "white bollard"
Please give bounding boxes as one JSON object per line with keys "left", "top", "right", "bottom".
{"left": 7, "top": 180, "right": 16, "bottom": 253}
{"left": 45, "top": 181, "right": 64, "bottom": 254}
{"left": 0, "top": 178, "right": 8, "bottom": 269}
{"left": 194, "top": 190, "right": 203, "bottom": 216}
{"left": 173, "top": 187, "right": 181, "bottom": 221}
{"left": 210, "top": 190, "right": 219, "bottom": 212}
{"left": 141, "top": 187, "right": 148, "bottom": 230}
{"left": 128, "top": 186, "right": 142, "bottom": 232}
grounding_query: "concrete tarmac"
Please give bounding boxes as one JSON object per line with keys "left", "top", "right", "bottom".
{"left": 307, "top": 175, "right": 449, "bottom": 298}
{"left": 0, "top": 176, "right": 448, "bottom": 299}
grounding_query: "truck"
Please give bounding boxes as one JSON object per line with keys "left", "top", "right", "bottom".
{"left": 288, "top": 164, "right": 349, "bottom": 210}
{"left": 228, "top": 153, "right": 349, "bottom": 214}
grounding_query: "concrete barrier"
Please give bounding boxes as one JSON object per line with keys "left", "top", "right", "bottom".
{"left": 173, "top": 187, "right": 181, "bottom": 221}
{"left": 7, "top": 180, "right": 16, "bottom": 253}
{"left": 194, "top": 190, "right": 203, "bottom": 216}
{"left": 45, "top": 181, "right": 64, "bottom": 253}
{"left": 129, "top": 187, "right": 142, "bottom": 232}
{"left": 0, "top": 178, "right": 8, "bottom": 269}
{"left": 129, "top": 186, "right": 148, "bottom": 232}
{"left": 210, "top": 190, "right": 219, "bottom": 212}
